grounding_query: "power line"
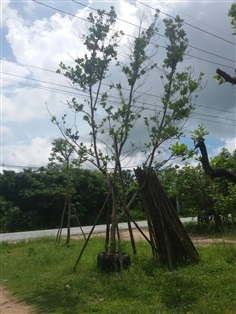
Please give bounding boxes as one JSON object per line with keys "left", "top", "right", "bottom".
{"left": 72, "top": 0, "right": 235, "bottom": 65}
{"left": 152, "top": 0, "right": 233, "bottom": 39}
{"left": 72, "top": 0, "right": 235, "bottom": 64}
{"left": 182, "top": 53, "right": 234, "bottom": 70}
{"left": 3, "top": 77, "right": 84, "bottom": 98}
{"left": 0, "top": 58, "right": 57, "bottom": 73}
{"left": 1, "top": 72, "right": 86, "bottom": 94}
{"left": 2, "top": 75, "right": 235, "bottom": 127}
{"left": 0, "top": 163, "right": 42, "bottom": 169}
{"left": 2, "top": 2, "right": 235, "bottom": 126}
{"left": 31, "top": 0, "right": 235, "bottom": 70}
{"left": 187, "top": 46, "right": 234, "bottom": 64}
{"left": 138, "top": 0, "right": 235, "bottom": 46}
{"left": 2, "top": 70, "right": 236, "bottom": 116}
{"left": 191, "top": 114, "right": 235, "bottom": 127}
{"left": 193, "top": 111, "right": 236, "bottom": 123}
{"left": 1, "top": 53, "right": 234, "bottom": 96}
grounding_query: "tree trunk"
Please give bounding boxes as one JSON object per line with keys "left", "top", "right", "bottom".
{"left": 66, "top": 194, "right": 72, "bottom": 247}
{"left": 109, "top": 176, "right": 117, "bottom": 254}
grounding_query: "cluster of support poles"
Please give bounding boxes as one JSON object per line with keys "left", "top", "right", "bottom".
{"left": 72, "top": 193, "right": 136, "bottom": 273}
{"left": 134, "top": 167, "right": 200, "bottom": 268}
{"left": 56, "top": 193, "right": 86, "bottom": 246}
{"left": 57, "top": 167, "right": 200, "bottom": 272}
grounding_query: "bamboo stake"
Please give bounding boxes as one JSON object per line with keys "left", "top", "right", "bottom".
{"left": 73, "top": 194, "right": 110, "bottom": 272}
{"left": 134, "top": 167, "right": 199, "bottom": 268}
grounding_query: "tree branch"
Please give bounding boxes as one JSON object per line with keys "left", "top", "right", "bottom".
{"left": 216, "top": 68, "right": 236, "bottom": 85}
{"left": 195, "top": 137, "right": 236, "bottom": 184}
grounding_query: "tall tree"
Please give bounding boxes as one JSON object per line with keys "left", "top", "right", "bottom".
{"left": 52, "top": 7, "right": 203, "bottom": 265}
{"left": 53, "top": 7, "right": 159, "bottom": 256}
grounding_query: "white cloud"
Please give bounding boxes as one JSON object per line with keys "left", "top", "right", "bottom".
{"left": 1, "top": 88, "right": 61, "bottom": 122}
{"left": 1, "top": 5, "right": 97, "bottom": 124}
{"left": 2, "top": 66, "right": 78, "bottom": 122}
{"left": 212, "top": 137, "right": 236, "bottom": 156}
{"left": 2, "top": 136, "right": 53, "bottom": 167}
{"left": 0, "top": 0, "right": 11, "bottom": 27}
{"left": 1, "top": 125, "right": 14, "bottom": 146}
{"left": 1, "top": 0, "right": 235, "bottom": 171}
{"left": 221, "top": 137, "right": 236, "bottom": 153}
{"left": 4, "top": 9, "right": 87, "bottom": 69}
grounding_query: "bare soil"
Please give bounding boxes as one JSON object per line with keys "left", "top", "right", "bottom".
{"left": 0, "top": 286, "right": 33, "bottom": 314}
{"left": 119, "top": 228, "right": 236, "bottom": 246}
{"left": 1, "top": 230, "right": 235, "bottom": 314}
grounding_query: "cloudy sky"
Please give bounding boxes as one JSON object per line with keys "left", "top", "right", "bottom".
{"left": 1, "top": 0, "right": 235, "bottom": 172}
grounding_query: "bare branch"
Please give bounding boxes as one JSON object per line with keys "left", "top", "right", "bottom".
{"left": 216, "top": 68, "right": 236, "bottom": 85}
{"left": 195, "top": 138, "right": 236, "bottom": 184}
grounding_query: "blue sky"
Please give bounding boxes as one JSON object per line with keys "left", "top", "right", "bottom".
{"left": 1, "top": 0, "right": 235, "bottom": 171}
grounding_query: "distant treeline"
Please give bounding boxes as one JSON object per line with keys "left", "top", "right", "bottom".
{"left": 0, "top": 167, "right": 143, "bottom": 232}
{"left": 1, "top": 148, "right": 235, "bottom": 232}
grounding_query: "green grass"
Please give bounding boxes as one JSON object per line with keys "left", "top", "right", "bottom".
{"left": 1, "top": 236, "right": 235, "bottom": 314}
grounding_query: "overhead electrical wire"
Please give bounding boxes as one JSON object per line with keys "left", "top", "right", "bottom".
{"left": 2, "top": 2, "right": 235, "bottom": 128}
{"left": 137, "top": 0, "right": 235, "bottom": 46}
{"left": 4, "top": 76, "right": 234, "bottom": 126}
{"left": 31, "top": 0, "right": 235, "bottom": 71}
{"left": 0, "top": 163, "right": 41, "bottom": 170}
{"left": 1, "top": 60, "right": 234, "bottom": 118}
{"left": 1, "top": 58, "right": 233, "bottom": 113}
{"left": 72, "top": 0, "right": 235, "bottom": 64}
{"left": 1, "top": 2, "right": 233, "bottom": 84}
{"left": 2, "top": 3, "right": 235, "bottom": 171}
{"left": 2, "top": 70, "right": 236, "bottom": 117}
{"left": 0, "top": 58, "right": 57, "bottom": 74}
{"left": 151, "top": 0, "right": 233, "bottom": 39}
{"left": 2, "top": 75, "right": 235, "bottom": 127}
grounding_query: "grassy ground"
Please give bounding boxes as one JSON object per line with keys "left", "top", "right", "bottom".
{"left": 1, "top": 233, "right": 235, "bottom": 313}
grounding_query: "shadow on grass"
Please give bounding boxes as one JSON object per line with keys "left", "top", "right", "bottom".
{"left": 23, "top": 286, "right": 82, "bottom": 314}
{"left": 158, "top": 272, "right": 201, "bottom": 310}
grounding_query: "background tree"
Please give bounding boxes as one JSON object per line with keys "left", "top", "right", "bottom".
{"left": 172, "top": 147, "right": 236, "bottom": 229}
{"left": 49, "top": 138, "right": 78, "bottom": 245}
{"left": 0, "top": 167, "right": 107, "bottom": 233}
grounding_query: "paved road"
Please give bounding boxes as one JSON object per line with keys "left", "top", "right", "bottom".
{"left": 0, "top": 217, "right": 197, "bottom": 242}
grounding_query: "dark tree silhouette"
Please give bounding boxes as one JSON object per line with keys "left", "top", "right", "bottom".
{"left": 216, "top": 68, "right": 236, "bottom": 85}
{"left": 195, "top": 137, "right": 236, "bottom": 184}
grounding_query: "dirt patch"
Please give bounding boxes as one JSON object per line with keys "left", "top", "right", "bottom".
{"left": 73, "top": 228, "right": 236, "bottom": 246}
{"left": 120, "top": 229, "right": 236, "bottom": 246}
{"left": 0, "top": 286, "right": 33, "bottom": 314}
{"left": 190, "top": 236, "right": 236, "bottom": 246}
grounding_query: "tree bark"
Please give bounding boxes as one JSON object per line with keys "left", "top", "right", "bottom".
{"left": 216, "top": 68, "right": 236, "bottom": 85}
{"left": 195, "top": 138, "right": 236, "bottom": 184}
